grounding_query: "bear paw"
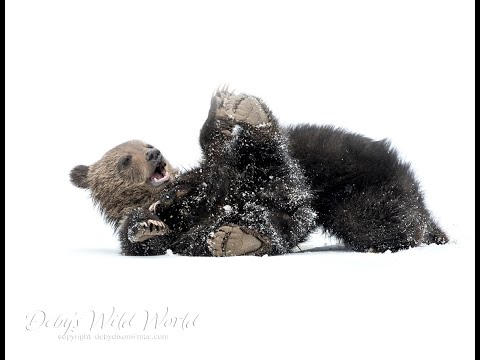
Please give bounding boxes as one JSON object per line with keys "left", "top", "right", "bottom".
{"left": 214, "top": 90, "right": 271, "bottom": 129}
{"left": 130, "top": 219, "right": 168, "bottom": 243}
{"left": 207, "top": 225, "right": 270, "bottom": 256}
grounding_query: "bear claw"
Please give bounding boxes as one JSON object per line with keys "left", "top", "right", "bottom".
{"left": 148, "top": 201, "right": 160, "bottom": 213}
{"left": 131, "top": 219, "right": 168, "bottom": 243}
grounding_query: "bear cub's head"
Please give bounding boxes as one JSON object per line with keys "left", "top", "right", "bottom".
{"left": 70, "top": 140, "right": 176, "bottom": 226}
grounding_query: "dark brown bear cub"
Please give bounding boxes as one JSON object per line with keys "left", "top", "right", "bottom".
{"left": 71, "top": 89, "right": 448, "bottom": 256}
{"left": 71, "top": 90, "right": 317, "bottom": 256}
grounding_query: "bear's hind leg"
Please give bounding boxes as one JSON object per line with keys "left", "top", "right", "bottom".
{"left": 328, "top": 186, "right": 443, "bottom": 252}
{"left": 214, "top": 91, "right": 272, "bottom": 128}
{"left": 207, "top": 225, "right": 272, "bottom": 257}
{"left": 199, "top": 89, "right": 278, "bottom": 157}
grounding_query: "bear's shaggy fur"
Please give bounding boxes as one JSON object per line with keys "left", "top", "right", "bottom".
{"left": 71, "top": 90, "right": 318, "bottom": 256}
{"left": 286, "top": 124, "right": 448, "bottom": 251}
{"left": 71, "top": 89, "right": 448, "bottom": 256}
{"left": 70, "top": 140, "right": 177, "bottom": 227}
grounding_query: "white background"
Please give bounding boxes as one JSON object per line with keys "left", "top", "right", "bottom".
{"left": 6, "top": 1, "right": 474, "bottom": 359}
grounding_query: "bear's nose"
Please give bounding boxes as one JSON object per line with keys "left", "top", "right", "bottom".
{"left": 146, "top": 148, "right": 162, "bottom": 162}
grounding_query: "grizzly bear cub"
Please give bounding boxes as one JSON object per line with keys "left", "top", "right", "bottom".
{"left": 71, "top": 90, "right": 317, "bottom": 256}
{"left": 71, "top": 89, "right": 448, "bottom": 256}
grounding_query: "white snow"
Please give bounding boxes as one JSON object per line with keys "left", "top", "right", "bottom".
{"left": 231, "top": 124, "right": 242, "bottom": 137}
{"left": 5, "top": 1, "right": 474, "bottom": 360}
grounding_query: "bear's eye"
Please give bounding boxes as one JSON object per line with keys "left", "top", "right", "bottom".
{"left": 119, "top": 155, "right": 132, "bottom": 168}
{"left": 146, "top": 144, "right": 153, "bottom": 149}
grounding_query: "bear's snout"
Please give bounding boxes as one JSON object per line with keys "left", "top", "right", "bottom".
{"left": 146, "top": 148, "right": 162, "bottom": 162}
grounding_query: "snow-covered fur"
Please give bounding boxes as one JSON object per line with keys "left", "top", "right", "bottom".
{"left": 117, "top": 91, "right": 318, "bottom": 256}
{"left": 71, "top": 89, "right": 448, "bottom": 256}
{"left": 71, "top": 91, "right": 316, "bottom": 256}
{"left": 158, "top": 91, "right": 449, "bottom": 253}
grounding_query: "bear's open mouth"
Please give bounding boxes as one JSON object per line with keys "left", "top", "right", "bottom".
{"left": 149, "top": 162, "right": 170, "bottom": 187}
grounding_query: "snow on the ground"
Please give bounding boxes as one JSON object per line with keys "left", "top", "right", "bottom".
{"left": 6, "top": 242, "right": 475, "bottom": 359}
{"left": 6, "top": 1, "right": 474, "bottom": 359}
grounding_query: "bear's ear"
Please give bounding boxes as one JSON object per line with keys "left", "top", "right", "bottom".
{"left": 70, "top": 165, "right": 90, "bottom": 189}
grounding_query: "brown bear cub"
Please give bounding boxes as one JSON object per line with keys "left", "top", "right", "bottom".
{"left": 71, "top": 89, "right": 448, "bottom": 256}
{"left": 71, "top": 90, "right": 317, "bottom": 256}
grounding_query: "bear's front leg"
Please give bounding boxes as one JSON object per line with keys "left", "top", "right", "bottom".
{"left": 121, "top": 207, "right": 169, "bottom": 243}
{"left": 118, "top": 207, "right": 170, "bottom": 256}
{"left": 129, "top": 218, "right": 168, "bottom": 243}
